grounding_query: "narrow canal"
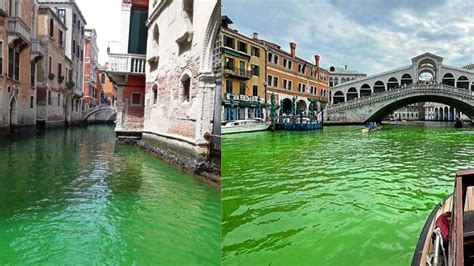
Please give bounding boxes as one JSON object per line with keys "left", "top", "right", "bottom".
{"left": 0, "top": 126, "right": 220, "bottom": 265}
{"left": 222, "top": 122, "right": 474, "bottom": 265}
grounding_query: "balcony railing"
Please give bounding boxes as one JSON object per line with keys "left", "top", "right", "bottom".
{"left": 7, "top": 17, "right": 31, "bottom": 45}
{"left": 224, "top": 67, "right": 252, "bottom": 79}
{"left": 108, "top": 53, "right": 146, "bottom": 75}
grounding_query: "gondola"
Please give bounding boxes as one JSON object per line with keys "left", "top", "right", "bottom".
{"left": 412, "top": 169, "right": 474, "bottom": 266}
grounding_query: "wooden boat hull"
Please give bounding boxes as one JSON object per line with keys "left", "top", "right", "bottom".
{"left": 222, "top": 123, "right": 270, "bottom": 135}
{"left": 412, "top": 195, "right": 453, "bottom": 266}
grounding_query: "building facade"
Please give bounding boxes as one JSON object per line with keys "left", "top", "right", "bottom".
{"left": 36, "top": 6, "right": 75, "bottom": 127}
{"left": 38, "top": 0, "right": 86, "bottom": 124}
{"left": 98, "top": 66, "right": 115, "bottom": 106}
{"left": 261, "top": 40, "right": 330, "bottom": 115}
{"left": 142, "top": 0, "right": 221, "bottom": 179}
{"left": 107, "top": 0, "right": 147, "bottom": 137}
{"left": 221, "top": 16, "right": 266, "bottom": 122}
{"left": 83, "top": 28, "right": 99, "bottom": 109}
{"left": 0, "top": 0, "right": 39, "bottom": 133}
{"left": 328, "top": 65, "right": 366, "bottom": 87}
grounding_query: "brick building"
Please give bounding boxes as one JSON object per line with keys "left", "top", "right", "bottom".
{"left": 98, "top": 66, "right": 115, "bottom": 106}
{"left": 261, "top": 40, "right": 330, "bottom": 114}
{"left": 83, "top": 28, "right": 99, "bottom": 109}
{"left": 0, "top": 0, "right": 38, "bottom": 133}
{"left": 142, "top": 0, "right": 221, "bottom": 179}
{"left": 221, "top": 16, "right": 266, "bottom": 122}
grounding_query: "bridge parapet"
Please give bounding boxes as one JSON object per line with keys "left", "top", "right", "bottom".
{"left": 328, "top": 84, "right": 474, "bottom": 113}
{"left": 82, "top": 106, "right": 117, "bottom": 121}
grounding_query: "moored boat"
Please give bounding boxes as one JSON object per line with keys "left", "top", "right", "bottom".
{"left": 412, "top": 169, "right": 474, "bottom": 266}
{"left": 221, "top": 119, "right": 270, "bottom": 135}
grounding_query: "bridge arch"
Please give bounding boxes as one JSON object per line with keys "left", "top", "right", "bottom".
{"left": 333, "top": 91, "right": 345, "bottom": 104}
{"left": 373, "top": 80, "right": 385, "bottom": 94}
{"left": 401, "top": 74, "right": 413, "bottom": 86}
{"left": 365, "top": 92, "right": 474, "bottom": 122}
{"left": 360, "top": 84, "right": 371, "bottom": 97}
{"left": 457, "top": 76, "right": 469, "bottom": 90}
{"left": 387, "top": 77, "right": 398, "bottom": 90}
{"left": 347, "top": 87, "right": 358, "bottom": 101}
{"left": 442, "top": 73, "right": 455, "bottom": 86}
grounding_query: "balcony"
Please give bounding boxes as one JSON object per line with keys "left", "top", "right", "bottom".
{"left": 224, "top": 67, "right": 252, "bottom": 80}
{"left": 7, "top": 17, "right": 31, "bottom": 49}
{"left": 108, "top": 53, "right": 146, "bottom": 75}
{"left": 31, "top": 39, "right": 44, "bottom": 62}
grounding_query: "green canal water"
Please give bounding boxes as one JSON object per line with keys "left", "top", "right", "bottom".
{"left": 222, "top": 122, "right": 474, "bottom": 265}
{"left": 0, "top": 126, "right": 220, "bottom": 265}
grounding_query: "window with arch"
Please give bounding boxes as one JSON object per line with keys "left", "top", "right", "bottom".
{"left": 152, "top": 84, "right": 158, "bottom": 105}
{"left": 181, "top": 73, "right": 191, "bottom": 102}
{"left": 49, "top": 18, "right": 54, "bottom": 37}
{"left": 48, "top": 90, "right": 51, "bottom": 105}
{"left": 101, "top": 73, "right": 106, "bottom": 84}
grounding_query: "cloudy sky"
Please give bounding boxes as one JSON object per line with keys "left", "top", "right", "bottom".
{"left": 75, "top": 0, "right": 122, "bottom": 65}
{"left": 223, "top": 0, "right": 474, "bottom": 75}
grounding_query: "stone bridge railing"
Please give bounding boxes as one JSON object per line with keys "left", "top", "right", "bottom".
{"left": 82, "top": 106, "right": 117, "bottom": 120}
{"left": 327, "top": 84, "right": 474, "bottom": 113}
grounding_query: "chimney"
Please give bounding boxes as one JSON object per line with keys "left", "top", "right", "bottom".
{"left": 253, "top": 32, "right": 259, "bottom": 39}
{"left": 290, "top": 42, "right": 296, "bottom": 57}
{"left": 345, "top": 65, "right": 347, "bottom": 70}
{"left": 315, "top": 55, "right": 320, "bottom": 78}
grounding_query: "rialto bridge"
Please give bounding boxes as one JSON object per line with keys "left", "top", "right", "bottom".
{"left": 326, "top": 53, "right": 474, "bottom": 123}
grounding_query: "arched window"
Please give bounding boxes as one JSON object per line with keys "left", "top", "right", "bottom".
{"left": 180, "top": 73, "right": 191, "bottom": 102}
{"left": 152, "top": 84, "right": 158, "bottom": 104}
{"left": 153, "top": 24, "right": 159, "bottom": 48}
{"left": 360, "top": 84, "right": 371, "bottom": 97}
{"left": 101, "top": 73, "right": 106, "bottom": 84}
{"left": 49, "top": 18, "right": 54, "bottom": 37}
{"left": 333, "top": 91, "right": 345, "bottom": 104}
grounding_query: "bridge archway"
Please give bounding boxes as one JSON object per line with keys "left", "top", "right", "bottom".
{"left": 347, "top": 87, "right": 358, "bottom": 101}
{"left": 373, "top": 81, "right": 385, "bottom": 94}
{"left": 442, "top": 73, "right": 455, "bottom": 86}
{"left": 333, "top": 91, "right": 345, "bottom": 104}
{"left": 365, "top": 94, "right": 474, "bottom": 122}
{"left": 360, "top": 84, "right": 371, "bottom": 97}
{"left": 387, "top": 77, "right": 398, "bottom": 91}
{"left": 457, "top": 76, "right": 469, "bottom": 90}
{"left": 401, "top": 74, "right": 413, "bottom": 86}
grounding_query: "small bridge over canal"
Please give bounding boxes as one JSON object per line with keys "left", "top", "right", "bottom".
{"left": 82, "top": 106, "right": 117, "bottom": 124}
{"left": 326, "top": 52, "right": 474, "bottom": 123}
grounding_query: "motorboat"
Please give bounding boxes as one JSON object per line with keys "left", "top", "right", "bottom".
{"left": 412, "top": 169, "right": 474, "bottom": 266}
{"left": 221, "top": 119, "right": 270, "bottom": 135}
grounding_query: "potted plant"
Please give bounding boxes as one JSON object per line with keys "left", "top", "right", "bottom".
{"left": 48, "top": 73, "right": 55, "bottom": 80}
{"left": 66, "top": 80, "right": 75, "bottom": 90}
{"left": 58, "top": 75, "right": 65, "bottom": 84}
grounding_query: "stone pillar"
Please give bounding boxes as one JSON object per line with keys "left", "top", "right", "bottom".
{"left": 115, "top": 85, "right": 125, "bottom": 132}
{"left": 195, "top": 73, "right": 216, "bottom": 149}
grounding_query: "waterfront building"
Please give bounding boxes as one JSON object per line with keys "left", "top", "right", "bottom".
{"left": 142, "top": 0, "right": 221, "bottom": 179}
{"left": 260, "top": 39, "right": 330, "bottom": 115}
{"left": 391, "top": 104, "right": 421, "bottom": 121}
{"left": 220, "top": 16, "right": 266, "bottom": 122}
{"left": 107, "top": 0, "right": 148, "bottom": 138}
{"left": 424, "top": 102, "right": 469, "bottom": 121}
{"left": 38, "top": 0, "right": 86, "bottom": 110}
{"left": 36, "top": 6, "right": 75, "bottom": 127}
{"left": 83, "top": 28, "right": 99, "bottom": 109}
{"left": 0, "top": 0, "right": 40, "bottom": 133}
{"left": 98, "top": 66, "right": 116, "bottom": 106}
{"left": 328, "top": 65, "right": 366, "bottom": 87}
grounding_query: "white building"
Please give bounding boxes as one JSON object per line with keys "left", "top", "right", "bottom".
{"left": 329, "top": 65, "right": 367, "bottom": 87}
{"left": 142, "top": 0, "right": 221, "bottom": 179}
{"left": 38, "top": 0, "right": 86, "bottom": 102}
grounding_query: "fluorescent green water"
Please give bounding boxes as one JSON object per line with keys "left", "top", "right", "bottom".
{"left": 0, "top": 126, "right": 220, "bottom": 265}
{"left": 222, "top": 122, "right": 474, "bottom": 265}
